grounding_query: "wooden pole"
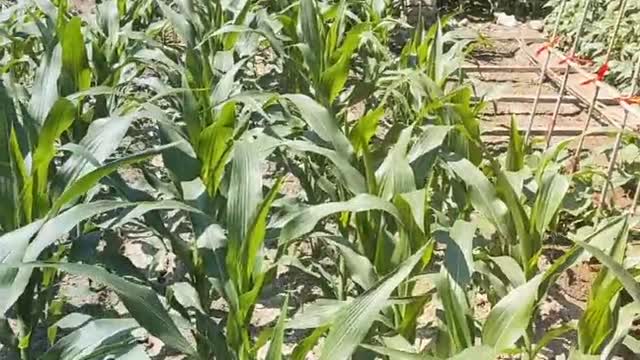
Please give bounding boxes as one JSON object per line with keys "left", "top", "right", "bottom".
{"left": 572, "top": 0, "right": 629, "bottom": 171}
{"left": 600, "top": 57, "right": 640, "bottom": 212}
{"left": 544, "top": 0, "right": 593, "bottom": 148}
{"left": 525, "top": 0, "right": 568, "bottom": 144}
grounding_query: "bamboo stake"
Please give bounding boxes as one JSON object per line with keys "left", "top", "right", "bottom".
{"left": 602, "top": 58, "right": 640, "bottom": 212}
{"left": 572, "top": 0, "right": 629, "bottom": 172}
{"left": 544, "top": 0, "right": 592, "bottom": 149}
{"left": 524, "top": 0, "right": 567, "bottom": 144}
{"left": 517, "top": 38, "right": 629, "bottom": 129}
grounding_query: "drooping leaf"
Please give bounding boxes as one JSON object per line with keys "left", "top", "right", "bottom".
{"left": 0, "top": 220, "right": 45, "bottom": 314}
{"left": 283, "top": 94, "right": 353, "bottom": 158}
{"left": 574, "top": 240, "right": 640, "bottom": 306}
{"left": 54, "top": 114, "right": 136, "bottom": 196}
{"left": 51, "top": 143, "right": 179, "bottom": 214}
{"left": 41, "top": 319, "right": 140, "bottom": 360}
{"left": 280, "top": 194, "right": 402, "bottom": 245}
{"left": 2, "top": 262, "right": 197, "bottom": 356}
{"left": 325, "top": 236, "right": 377, "bottom": 290}
{"left": 407, "top": 125, "right": 452, "bottom": 163}
{"left": 445, "top": 154, "right": 512, "bottom": 242}
{"left": 319, "top": 245, "right": 428, "bottom": 360}
{"left": 288, "top": 298, "right": 348, "bottom": 330}
{"left": 286, "top": 140, "right": 366, "bottom": 194}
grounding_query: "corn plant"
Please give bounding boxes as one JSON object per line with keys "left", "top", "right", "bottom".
{"left": 0, "top": 0, "right": 639, "bottom": 359}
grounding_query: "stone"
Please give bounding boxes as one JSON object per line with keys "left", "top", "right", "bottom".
{"left": 528, "top": 20, "right": 545, "bottom": 32}
{"left": 495, "top": 12, "right": 518, "bottom": 27}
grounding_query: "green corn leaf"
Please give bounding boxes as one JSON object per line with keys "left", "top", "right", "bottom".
{"left": 279, "top": 194, "right": 402, "bottom": 245}
{"left": 156, "top": 0, "right": 194, "bottom": 47}
{"left": 197, "top": 101, "right": 236, "bottom": 194}
{"left": 578, "top": 295, "right": 615, "bottom": 355}
{"left": 602, "top": 302, "right": 640, "bottom": 358}
{"left": 530, "top": 171, "right": 570, "bottom": 239}
{"left": 482, "top": 274, "right": 543, "bottom": 351}
{"left": 283, "top": 94, "right": 353, "bottom": 159}
{"left": 319, "top": 55, "right": 349, "bottom": 104}
{"left": 157, "top": 118, "right": 201, "bottom": 183}
{"left": 96, "top": 0, "right": 120, "bottom": 55}
{"left": 287, "top": 299, "right": 347, "bottom": 329}
{"left": 51, "top": 142, "right": 180, "bottom": 214}
{"left": 574, "top": 240, "right": 640, "bottom": 306}
{"left": 28, "top": 45, "right": 62, "bottom": 124}
{"left": 407, "top": 125, "right": 452, "bottom": 163}
{"left": 359, "top": 344, "right": 434, "bottom": 359}
{"left": 488, "top": 256, "right": 526, "bottom": 289}
{"left": 3, "top": 262, "right": 197, "bottom": 356}
{"left": 1, "top": 201, "right": 135, "bottom": 313}
{"left": 60, "top": 17, "right": 91, "bottom": 94}
{"left": 324, "top": 236, "right": 377, "bottom": 290}
{"left": 286, "top": 140, "right": 366, "bottom": 194}
{"left": 0, "top": 220, "right": 46, "bottom": 314}
{"left": 0, "top": 82, "right": 19, "bottom": 231}
{"left": 41, "top": 318, "right": 143, "bottom": 360}
{"left": 244, "top": 177, "right": 283, "bottom": 281}
{"left": 226, "top": 139, "right": 264, "bottom": 248}
{"left": 211, "top": 60, "right": 248, "bottom": 105}
{"left": 349, "top": 107, "right": 384, "bottom": 156}
{"left": 299, "top": 0, "right": 324, "bottom": 80}
{"left": 445, "top": 154, "right": 512, "bottom": 242}
{"left": 494, "top": 169, "right": 536, "bottom": 276}
{"left": 32, "top": 98, "right": 76, "bottom": 214}
{"left": 319, "top": 244, "right": 428, "bottom": 360}
{"left": 291, "top": 326, "right": 328, "bottom": 360}
{"left": 54, "top": 114, "right": 136, "bottom": 196}
{"left": 577, "top": 214, "right": 629, "bottom": 354}
{"left": 376, "top": 126, "right": 417, "bottom": 200}
{"left": 437, "top": 220, "right": 476, "bottom": 353}
{"left": 505, "top": 116, "right": 524, "bottom": 171}
{"left": 449, "top": 345, "right": 498, "bottom": 360}
{"left": 265, "top": 295, "right": 289, "bottom": 360}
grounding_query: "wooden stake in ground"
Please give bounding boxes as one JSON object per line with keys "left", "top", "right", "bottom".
{"left": 601, "top": 57, "right": 640, "bottom": 212}
{"left": 544, "top": 0, "right": 592, "bottom": 149}
{"left": 524, "top": 0, "right": 567, "bottom": 145}
{"left": 570, "top": 0, "right": 629, "bottom": 173}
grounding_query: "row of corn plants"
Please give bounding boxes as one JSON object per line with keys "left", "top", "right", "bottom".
{"left": 0, "top": 0, "right": 639, "bottom": 359}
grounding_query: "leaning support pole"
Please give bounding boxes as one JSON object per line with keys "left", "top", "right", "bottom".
{"left": 572, "top": 0, "right": 629, "bottom": 172}
{"left": 524, "top": 0, "right": 567, "bottom": 144}
{"left": 544, "top": 0, "right": 592, "bottom": 149}
{"left": 602, "top": 57, "right": 640, "bottom": 212}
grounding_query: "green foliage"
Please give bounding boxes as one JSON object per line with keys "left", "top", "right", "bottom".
{"left": 545, "top": 0, "right": 640, "bottom": 92}
{"left": 0, "top": 0, "right": 638, "bottom": 359}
